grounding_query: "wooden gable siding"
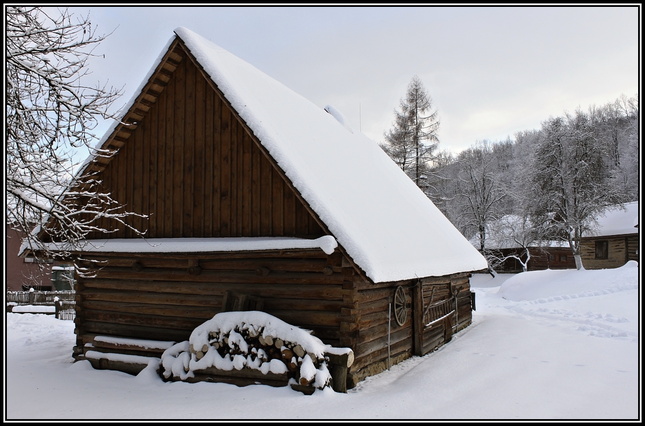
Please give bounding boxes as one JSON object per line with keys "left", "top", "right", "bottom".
{"left": 84, "top": 41, "right": 323, "bottom": 240}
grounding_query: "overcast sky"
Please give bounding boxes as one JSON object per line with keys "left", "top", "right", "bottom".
{"left": 65, "top": 4, "right": 639, "bottom": 156}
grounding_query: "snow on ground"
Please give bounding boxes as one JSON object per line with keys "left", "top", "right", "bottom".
{"left": 4, "top": 262, "right": 640, "bottom": 421}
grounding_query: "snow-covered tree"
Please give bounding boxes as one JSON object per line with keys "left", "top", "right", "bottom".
{"left": 381, "top": 75, "right": 440, "bottom": 189}
{"left": 6, "top": 7, "right": 145, "bottom": 260}
{"left": 424, "top": 149, "right": 456, "bottom": 216}
{"left": 595, "top": 94, "right": 640, "bottom": 202}
{"left": 528, "top": 110, "right": 626, "bottom": 269}
{"left": 479, "top": 215, "right": 532, "bottom": 273}
{"left": 452, "top": 141, "right": 509, "bottom": 253}
{"left": 426, "top": 95, "right": 637, "bottom": 271}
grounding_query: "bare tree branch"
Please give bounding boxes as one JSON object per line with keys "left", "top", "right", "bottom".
{"left": 6, "top": 6, "right": 146, "bottom": 263}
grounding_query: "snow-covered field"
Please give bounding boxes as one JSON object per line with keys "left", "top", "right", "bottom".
{"left": 5, "top": 262, "right": 640, "bottom": 421}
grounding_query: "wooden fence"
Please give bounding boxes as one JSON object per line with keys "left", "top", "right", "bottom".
{"left": 7, "top": 290, "right": 76, "bottom": 320}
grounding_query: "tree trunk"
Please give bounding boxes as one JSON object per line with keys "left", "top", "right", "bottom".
{"left": 574, "top": 254, "right": 584, "bottom": 270}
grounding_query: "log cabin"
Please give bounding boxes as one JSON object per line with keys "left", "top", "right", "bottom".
{"left": 6, "top": 225, "right": 53, "bottom": 291}
{"left": 481, "top": 245, "right": 575, "bottom": 273}
{"left": 469, "top": 215, "right": 576, "bottom": 273}
{"left": 579, "top": 201, "right": 639, "bottom": 270}
{"left": 23, "top": 27, "right": 488, "bottom": 390}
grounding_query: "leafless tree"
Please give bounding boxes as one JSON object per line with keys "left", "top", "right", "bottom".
{"left": 484, "top": 214, "right": 555, "bottom": 273}
{"left": 427, "top": 94, "right": 637, "bottom": 273}
{"left": 453, "top": 142, "right": 509, "bottom": 250}
{"left": 6, "top": 7, "right": 145, "bottom": 261}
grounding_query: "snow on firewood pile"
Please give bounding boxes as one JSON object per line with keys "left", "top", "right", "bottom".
{"left": 160, "top": 311, "right": 352, "bottom": 392}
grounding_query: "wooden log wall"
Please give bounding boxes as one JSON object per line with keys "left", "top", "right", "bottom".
{"left": 72, "top": 248, "right": 475, "bottom": 390}
{"left": 72, "top": 249, "right": 352, "bottom": 360}
{"left": 418, "top": 274, "right": 471, "bottom": 356}
{"left": 580, "top": 235, "right": 637, "bottom": 269}
{"left": 490, "top": 248, "right": 575, "bottom": 272}
{"left": 527, "top": 248, "right": 575, "bottom": 271}
{"left": 626, "top": 235, "right": 639, "bottom": 262}
{"left": 346, "top": 278, "right": 414, "bottom": 386}
{"left": 345, "top": 272, "right": 473, "bottom": 387}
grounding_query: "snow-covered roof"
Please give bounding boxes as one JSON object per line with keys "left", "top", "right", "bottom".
{"left": 172, "top": 27, "right": 487, "bottom": 282}
{"left": 40, "top": 236, "right": 338, "bottom": 255}
{"left": 585, "top": 201, "right": 639, "bottom": 237}
{"left": 37, "top": 27, "right": 487, "bottom": 283}
{"left": 470, "top": 202, "right": 639, "bottom": 250}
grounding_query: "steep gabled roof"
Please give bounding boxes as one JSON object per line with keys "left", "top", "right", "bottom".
{"left": 171, "top": 27, "right": 487, "bottom": 282}
{"left": 47, "top": 27, "right": 487, "bottom": 283}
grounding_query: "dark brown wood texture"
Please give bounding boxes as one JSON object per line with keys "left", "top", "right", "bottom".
{"left": 73, "top": 250, "right": 351, "bottom": 356}
{"left": 488, "top": 247, "right": 576, "bottom": 273}
{"left": 580, "top": 234, "right": 639, "bottom": 269}
{"left": 418, "top": 274, "right": 472, "bottom": 356}
{"left": 83, "top": 41, "right": 323, "bottom": 240}
{"left": 72, "top": 248, "right": 472, "bottom": 389}
{"left": 343, "top": 273, "right": 473, "bottom": 386}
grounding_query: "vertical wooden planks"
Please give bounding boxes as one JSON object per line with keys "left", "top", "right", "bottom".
{"left": 154, "top": 87, "right": 165, "bottom": 237}
{"left": 94, "top": 161, "right": 111, "bottom": 234}
{"left": 172, "top": 58, "right": 185, "bottom": 237}
{"left": 284, "top": 183, "right": 296, "bottom": 235}
{"left": 134, "top": 116, "right": 145, "bottom": 237}
{"left": 251, "top": 134, "right": 261, "bottom": 235}
{"left": 148, "top": 97, "right": 159, "bottom": 237}
{"left": 114, "top": 146, "right": 125, "bottom": 237}
{"left": 260, "top": 148, "right": 272, "bottom": 235}
{"left": 203, "top": 80, "right": 214, "bottom": 237}
{"left": 164, "top": 70, "right": 175, "bottom": 237}
{"left": 182, "top": 57, "right": 195, "bottom": 237}
{"left": 230, "top": 118, "right": 239, "bottom": 235}
{"left": 220, "top": 104, "right": 231, "bottom": 236}
{"left": 272, "top": 165, "right": 284, "bottom": 235}
{"left": 124, "top": 127, "right": 134, "bottom": 238}
{"left": 76, "top": 43, "right": 327, "bottom": 241}
{"left": 412, "top": 281, "right": 424, "bottom": 356}
{"left": 241, "top": 128, "right": 252, "bottom": 235}
{"left": 192, "top": 62, "right": 205, "bottom": 237}
{"left": 212, "top": 92, "right": 222, "bottom": 235}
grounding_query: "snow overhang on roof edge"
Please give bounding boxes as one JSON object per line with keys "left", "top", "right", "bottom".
{"left": 37, "top": 236, "right": 338, "bottom": 255}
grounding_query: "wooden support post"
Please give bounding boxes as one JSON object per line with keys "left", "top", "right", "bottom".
{"left": 326, "top": 350, "right": 354, "bottom": 393}
{"left": 412, "top": 280, "right": 424, "bottom": 356}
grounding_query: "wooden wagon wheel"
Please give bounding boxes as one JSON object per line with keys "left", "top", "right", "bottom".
{"left": 393, "top": 286, "right": 408, "bottom": 326}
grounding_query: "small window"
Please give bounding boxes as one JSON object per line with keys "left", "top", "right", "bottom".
{"left": 559, "top": 254, "right": 568, "bottom": 262}
{"left": 595, "top": 241, "right": 608, "bottom": 259}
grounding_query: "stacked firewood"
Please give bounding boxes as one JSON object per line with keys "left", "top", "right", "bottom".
{"left": 186, "top": 325, "right": 331, "bottom": 391}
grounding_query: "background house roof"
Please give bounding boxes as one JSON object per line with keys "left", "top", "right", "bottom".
{"left": 173, "top": 27, "right": 487, "bottom": 282}
{"left": 586, "top": 201, "right": 639, "bottom": 237}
